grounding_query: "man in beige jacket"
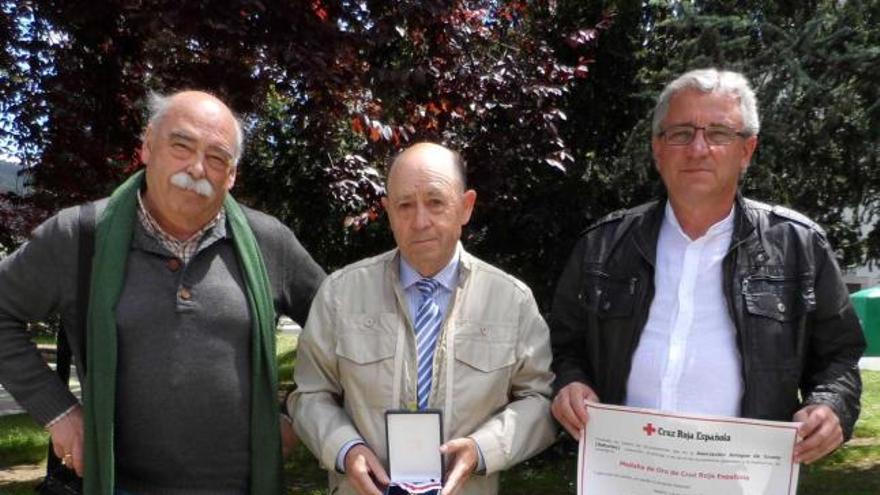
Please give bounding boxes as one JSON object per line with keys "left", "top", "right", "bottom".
{"left": 290, "top": 142, "right": 556, "bottom": 495}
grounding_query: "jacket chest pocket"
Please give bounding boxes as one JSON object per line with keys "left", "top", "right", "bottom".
{"left": 581, "top": 267, "right": 638, "bottom": 319}
{"left": 741, "top": 273, "right": 815, "bottom": 365}
{"left": 453, "top": 322, "right": 517, "bottom": 407}
{"left": 336, "top": 313, "right": 397, "bottom": 406}
{"left": 742, "top": 275, "right": 815, "bottom": 322}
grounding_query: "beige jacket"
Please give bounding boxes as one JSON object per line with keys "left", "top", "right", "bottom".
{"left": 290, "top": 248, "right": 556, "bottom": 495}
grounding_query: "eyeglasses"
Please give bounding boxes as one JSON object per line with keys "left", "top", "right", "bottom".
{"left": 658, "top": 124, "right": 749, "bottom": 146}
{"left": 167, "top": 137, "right": 234, "bottom": 173}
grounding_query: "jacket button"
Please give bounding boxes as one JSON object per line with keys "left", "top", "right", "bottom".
{"left": 756, "top": 253, "right": 767, "bottom": 263}
{"left": 166, "top": 258, "right": 182, "bottom": 272}
{"left": 364, "top": 317, "right": 374, "bottom": 328}
{"left": 179, "top": 287, "right": 192, "bottom": 301}
{"left": 602, "top": 301, "right": 612, "bottom": 311}
{"left": 777, "top": 302, "right": 786, "bottom": 312}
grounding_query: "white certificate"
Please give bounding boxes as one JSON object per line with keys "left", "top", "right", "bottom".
{"left": 578, "top": 402, "right": 800, "bottom": 495}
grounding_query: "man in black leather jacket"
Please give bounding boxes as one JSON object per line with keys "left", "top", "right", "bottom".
{"left": 550, "top": 68, "right": 865, "bottom": 465}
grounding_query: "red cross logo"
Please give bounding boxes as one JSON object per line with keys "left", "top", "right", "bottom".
{"left": 643, "top": 423, "right": 656, "bottom": 436}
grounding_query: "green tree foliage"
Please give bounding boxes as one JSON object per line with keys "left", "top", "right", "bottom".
{"left": 1, "top": 0, "right": 877, "bottom": 309}
{"left": 617, "top": 0, "right": 880, "bottom": 269}
{"left": 0, "top": 0, "right": 611, "bottom": 305}
{"left": 241, "top": 2, "right": 616, "bottom": 302}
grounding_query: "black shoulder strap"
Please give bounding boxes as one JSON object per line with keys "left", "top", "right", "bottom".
{"left": 44, "top": 202, "right": 95, "bottom": 480}
{"left": 57, "top": 201, "right": 95, "bottom": 380}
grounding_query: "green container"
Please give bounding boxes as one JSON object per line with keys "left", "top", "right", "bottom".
{"left": 851, "top": 286, "right": 880, "bottom": 357}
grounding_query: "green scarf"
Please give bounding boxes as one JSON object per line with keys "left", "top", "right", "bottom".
{"left": 83, "top": 170, "right": 281, "bottom": 494}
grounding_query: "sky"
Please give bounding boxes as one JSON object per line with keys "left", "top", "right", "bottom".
{"left": 0, "top": 154, "right": 21, "bottom": 165}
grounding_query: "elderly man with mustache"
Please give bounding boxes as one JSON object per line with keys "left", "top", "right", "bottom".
{"left": 0, "top": 90, "right": 326, "bottom": 494}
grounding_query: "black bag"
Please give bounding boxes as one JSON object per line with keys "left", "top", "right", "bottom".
{"left": 35, "top": 462, "right": 83, "bottom": 495}
{"left": 36, "top": 326, "right": 83, "bottom": 495}
{"left": 36, "top": 203, "right": 94, "bottom": 495}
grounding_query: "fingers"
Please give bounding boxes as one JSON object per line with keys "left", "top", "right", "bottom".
{"left": 47, "top": 405, "right": 85, "bottom": 476}
{"left": 551, "top": 382, "right": 598, "bottom": 439}
{"left": 441, "top": 460, "right": 470, "bottom": 495}
{"left": 793, "top": 405, "right": 843, "bottom": 464}
{"left": 792, "top": 406, "right": 819, "bottom": 439}
{"left": 439, "top": 438, "right": 478, "bottom": 495}
{"left": 550, "top": 387, "right": 580, "bottom": 438}
{"left": 345, "top": 445, "right": 388, "bottom": 495}
{"left": 71, "top": 435, "right": 85, "bottom": 476}
{"left": 570, "top": 385, "right": 594, "bottom": 426}
{"left": 348, "top": 456, "right": 383, "bottom": 495}
{"left": 553, "top": 398, "right": 581, "bottom": 439}
{"left": 52, "top": 438, "right": 66, "bottom": 460}
{"left": 280, "top": 415, "right": 298, "bottom": 459}
{"left": 365, "top": 450, "right": 391, "bottom": 486}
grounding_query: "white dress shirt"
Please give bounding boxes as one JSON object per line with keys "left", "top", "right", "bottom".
{"left": 625, "top": 202, "right": 744, "bottom": 416}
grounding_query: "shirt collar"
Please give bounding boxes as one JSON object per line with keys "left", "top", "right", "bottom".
{"left": 400, "top": 242, "right": 461, "bottom": 292}
{"left": 664, "top": 200, "right": 734, "bottom": 242}
{"left": 136, "top": 189, "right": 226, "bottom": 259}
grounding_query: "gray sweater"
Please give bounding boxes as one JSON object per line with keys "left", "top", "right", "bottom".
{"left": 0, "top": 199, "right": 326, "bottom": 493}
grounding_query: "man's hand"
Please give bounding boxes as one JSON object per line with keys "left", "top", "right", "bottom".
{"left": 439, "top": 437, "right": 479, "bottom": 495}
{"left": 551, "top": 382, "right": 599, "bottom": 439}
{"left": 47, "top": 404, "right": 84, "bottom": 476}
{"left": 793, "top": 404, "right": 843, "bottom": 464}
{"left": 280, "top": 414, "right": 298, "bottom": 459}
{"left": 344, "top": 444, "right": 390, "bottom": 495}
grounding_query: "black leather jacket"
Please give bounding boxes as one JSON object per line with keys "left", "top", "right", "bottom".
{"left": 550, "top": 196, "right": 866, "bottom": 439}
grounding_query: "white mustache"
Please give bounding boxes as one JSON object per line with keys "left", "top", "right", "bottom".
{"left": 170, "top": 172, "right": 215, "bottom": 198}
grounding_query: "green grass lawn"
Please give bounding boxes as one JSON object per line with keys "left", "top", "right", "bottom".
{"left": 796, "top": 370, "right": 880, "bottom": 495}
{"left": 0, "top": 414, "right": 51, "bottom": 495}
{"left": 30, "top": 335, "right": 55, "bottom": 346}
{"left": 0, "top": 414, "right": 50, "bottom": 467}
{"left": 278, "top": 332, "right": 297, "bottom": 387}
{"left": 3, "top": 362, "right": 877, "bottom": 494}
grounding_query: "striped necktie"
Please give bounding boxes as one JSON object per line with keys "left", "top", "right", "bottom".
{"left": 414, "top": 278, "right": 443, "bottom": 410}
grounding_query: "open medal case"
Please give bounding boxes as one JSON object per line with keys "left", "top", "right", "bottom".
{"left": 384, "top": 409, "right": 444, "bottom": 495}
